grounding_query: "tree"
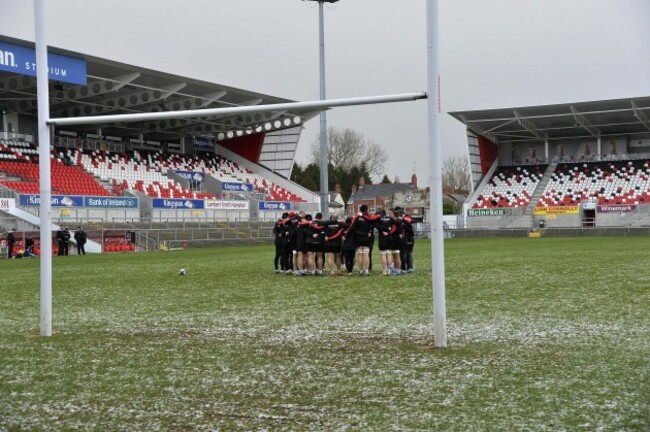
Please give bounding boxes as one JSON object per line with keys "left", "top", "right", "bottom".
{"left": 290, "top": 162, "right": 320, "bottom": 192}
{"left": 310, "top": 127, "right": 388, "bottom": 177}
{"left": 380, "top": 175, "right": 391, "bottom": 184}
{"left": 443, "top": 155, "right": 471, "bottom": 193}
{"left": 291, "top": 161, "right": 371, "bottom": 203}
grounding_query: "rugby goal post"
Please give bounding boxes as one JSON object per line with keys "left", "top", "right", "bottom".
{"left": 33, "top": 0, "right": 447, "bottom": 348}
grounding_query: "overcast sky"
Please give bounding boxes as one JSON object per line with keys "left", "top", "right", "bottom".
{"left": 2, "top": 0, "right": 650, "bottom": 186}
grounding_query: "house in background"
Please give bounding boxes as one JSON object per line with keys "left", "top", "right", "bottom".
{"left": 346, "top": 174, "right": 425, "bottom": 220}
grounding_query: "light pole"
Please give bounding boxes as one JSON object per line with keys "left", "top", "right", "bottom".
{"left": 304, "top": 0, "right": 339, "bottom": 219}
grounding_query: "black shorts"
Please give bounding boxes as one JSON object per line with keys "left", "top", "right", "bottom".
{"left": 307, "top": 242, "right": 324, "bottom": 253}
{"left": 378, "top": 233, "right": 391, "bottom": 251}
{"left": 296, "top": 240, "right": 307, "bottom": 253}
{"left": 356, "top": 239, "right": 371, "bottom": 248}
{"left": 324, "top": 244, "right": 341, "bottom": 254}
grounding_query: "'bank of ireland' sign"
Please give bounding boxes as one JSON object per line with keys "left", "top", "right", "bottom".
{"left": 0, "top": 41, "right": 87, "bottom": 85}
{"left": 84, "top": 197, "right": 138, "bottom": 208}
{"left": 222, "top": 182, "right": 254, "bottom": 192}
{"left": 258, "top": 201, "right": 290, "bottom": 211}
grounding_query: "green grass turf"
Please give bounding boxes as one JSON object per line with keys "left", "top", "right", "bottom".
{"left": 1, "top": 237, "right": 648, "bottom": 431}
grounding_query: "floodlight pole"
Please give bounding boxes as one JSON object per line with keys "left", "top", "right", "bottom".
{"left": 426, "top": 0, "right": 447, "bottom": 348}
{"left": 317, "top": 1, "right": 329, "bottom": 219}
{"left": 34, "top": 0, "right": 53, "bottom": 337}
{"left": 305, "top": 0, "right": 339, "bottom": 219}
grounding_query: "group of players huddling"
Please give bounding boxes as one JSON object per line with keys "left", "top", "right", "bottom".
{"left": 273, "top": 204, "right": 415, "bottom": 276}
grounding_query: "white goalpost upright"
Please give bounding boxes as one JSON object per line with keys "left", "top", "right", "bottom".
{"left": 426, "top": 0, "right": 447, "bottom": 348}
{"left": 34, "top": 0, "right": 53, "bottom": 337}
{"left": 33, "top": 0, "right": 447, "bottom": 347}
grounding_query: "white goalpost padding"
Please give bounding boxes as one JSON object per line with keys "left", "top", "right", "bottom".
{"left": 33, "top": 0, "right": 447, "bottom": 348}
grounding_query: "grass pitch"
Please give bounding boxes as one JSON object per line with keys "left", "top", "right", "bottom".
{"left": 1, "top": 237, "right": 649, "bottom": 431}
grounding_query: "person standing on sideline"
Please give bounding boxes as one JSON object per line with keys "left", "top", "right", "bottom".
{"left": 57, "top": 226, "right": 71, "bottom": 256}
{"left": 25, "top": 236, "right": 36, "bottom": 257}
{"left": 56, "top": 227, "right": 65, "bottom": 256}
{"left": 74, "top": 226, "right": 87, "bottom": 255}
{"left": 7, "top": 228, "right": 16, "bottom": 259}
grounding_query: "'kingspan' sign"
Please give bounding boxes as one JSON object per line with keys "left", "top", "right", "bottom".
{"left": 222, "top": 182, "right": 254, "bottom": 192}
{"left": 192, "top": 137, "right": 214, "bottom": 150}
{"left": 259, "top": 201, "right": 291, "bottom": 211}
{"left": 152, "top": 199, "right": 205, "bottom": 209}
{"left": 0, "top": 41, "right": 87, "bottom": 85}
{"left": 19, "top": 194, "right": 84, "bottom": 207}
{"left": 176, "top": 171, "right": 206, "bottom": 183}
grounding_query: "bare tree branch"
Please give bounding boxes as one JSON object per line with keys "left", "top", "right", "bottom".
{"left": 443, "top": 155, "right": 471, "bottom": 193}
{"left": 310, "top": 127, "right": 387, "bottom": 175}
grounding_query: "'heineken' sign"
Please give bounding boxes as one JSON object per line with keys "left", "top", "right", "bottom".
{"left": 467, "top": 208, "right": 509, "bottom": 217}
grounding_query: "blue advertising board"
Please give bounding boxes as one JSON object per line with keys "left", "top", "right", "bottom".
{"left": 84, "top": 197, "right": 138, "bottom": 208}
{"left": 258, "top": 201, "right": 291, "bottom": 211}
{"left": 192, "top": 137, "right": 214, "bottom": 150}
{"left": 222, "top": 182, "right": 253, "bottom": 192}
{"left": 0, "top": 41, "right": 87, "bottom": 85}
{"left": 19, "top": 194, "right": 84, "bottom": 207}
{"left": 19, "top": 194, "right": 138, "bottom": 208}
{"left": 176, "top": 171, "right": 206, "bottom": 183}
{"left": 152, "top": 199, "right": 205, "bottom": 209}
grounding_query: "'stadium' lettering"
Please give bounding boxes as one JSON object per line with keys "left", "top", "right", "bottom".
{"left": 0, "top": 49, "right": 16, "bottom": 67}
{"left": 24, "top": 62, "right": 68, "bottom": 77}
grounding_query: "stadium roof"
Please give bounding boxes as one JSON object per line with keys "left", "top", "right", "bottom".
{"left": 450, "top": 96, "right": 650, "bottom": 144}
{"left": 0, "top": 35, "right": 320, "bottom": 142}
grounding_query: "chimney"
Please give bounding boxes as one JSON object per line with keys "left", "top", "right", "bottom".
{"left": 359, "top": 176, "right": 365, "bottom": 187}
{"left": 351, "top": 184, "right": 357, "bottom": 195}
{"left": 335, "top": 184, "right": 341, "bottom": 195}
{"left": 411, "top": 173, "right": 418, "bottom": 188}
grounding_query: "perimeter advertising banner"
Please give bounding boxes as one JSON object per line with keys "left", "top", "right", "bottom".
{"left": 192, "top": 137, "right": 214, "bottom": 150}
{"left": 222, "top": 182, "right": 254, "bottom": 192}
{"left": 0, "top": 41, "right": 87, "bottom": 85}
{"left": 0, "top": 198, "right": 16, "bottom": 212}
{"left": 19, "top": 194, "right": 84, "bottom": 207}
{"left": 152, "top": 199, "right": 205, "bottom": 209}
{"left": 597, "top": 204, "right": 637, "bottom": 213}
{"left": 467, "top": 208, "right": 510, "bottom": 217}
{"left": 176, "top": 171, "right": 205, "bottom": 183}
{"left": 84, "top": 197, "right": 138, "bottom": 208}
{"left": 204, "top": 200, "right": 250, "bottom": 210}
{"left": 533, "top": 206, "right": 580, "bottom": 215}
{"left": 19, "top": 195, "right": 137, "bottom": 208}
{"left": 258, "top": 201, "right": 291, "bottom": 211}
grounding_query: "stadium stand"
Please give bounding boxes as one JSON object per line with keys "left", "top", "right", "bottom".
{"left": 0, "top": 140, "right": 113, "bottom": 196}
{"left": 537, "top": 160, "right": 650, "bottom": 207}
{"left": 472, "top": 164, "right": 547, "bottom": 208}
{"left": 0, "top": 139, "right": 306, "bottom": 202}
